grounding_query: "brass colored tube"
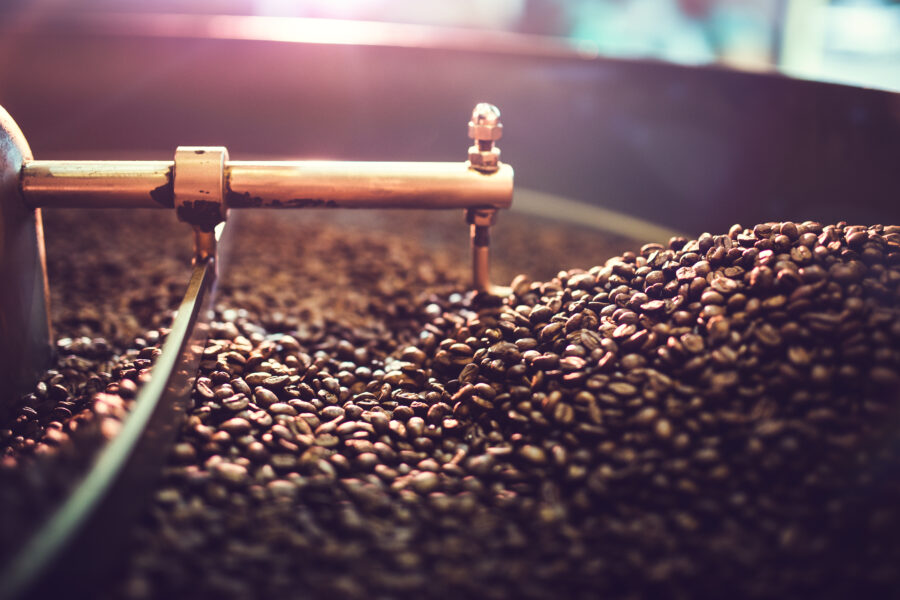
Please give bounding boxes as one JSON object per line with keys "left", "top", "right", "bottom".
{"left": 21, "top": 160, "right": 513, "bottom": 211}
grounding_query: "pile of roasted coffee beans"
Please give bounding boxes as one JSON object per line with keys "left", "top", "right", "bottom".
{"left": 2, "top": 209, "right": 621, "bottom": 467}
{"left": 0, "top": 208, "right": 633, "bottom": 576}
{"left": 111, "top": 220, "right": 900, "bottom": 599}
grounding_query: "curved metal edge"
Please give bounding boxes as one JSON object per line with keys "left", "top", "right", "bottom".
{"left": 0, "top": 222, "right": 229, "bottom": 600}
{"left": 0, "top": 105, "right": 52, "bottom": 415}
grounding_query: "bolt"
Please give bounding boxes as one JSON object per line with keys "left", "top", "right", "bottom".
{"left": 468, "top": 103, "right": 502, "bottom": 173}
{"left": 465, "top": 104, "right": 504, "bottom": 293}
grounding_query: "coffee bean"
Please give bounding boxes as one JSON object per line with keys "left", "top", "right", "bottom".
{"left": 263, "top": 375, "right": 290, "bottom": 389}
{"left": 220, "top": 418, "right": 251, "bottom": 436}
{"left": 411, "top": 471, "right": 440, "bottom": 494}
{"left": 254, "top": 388, "right": 278, "bottom": 407}
{"left": 392, "top": 406, "right": 414, "bottom": 422}
{"left": 681, "top": 333, "right": 704, "bottom": 354}
{"left": 212, "top": 462, "right": 248, "bottom": 487}
{"left": 244, "top": 372, "right": 271, "bottom": 386}
{"left": 222, "top": 395, "right": 249, "bottom": 411}
{"left": 518, "top": 445, "right": 547, "bottom": 465}
{"left": 268, "top": 403, "right": 298, "bottom": 416}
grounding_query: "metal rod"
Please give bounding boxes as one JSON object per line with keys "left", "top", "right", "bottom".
{"left": 193, "top": 229, "right": 217, "bottom": 264}
{"left": 470, "top": 224, "right": 492, "bottom": 292}
{"left": 22, "top": 160, "right": 174, "bottom": 209}
{"left": 226, "top": 161, "right": 512, "bottom": 210}
{"left": 21, "top": 160, "right": 513, "bottom": 211}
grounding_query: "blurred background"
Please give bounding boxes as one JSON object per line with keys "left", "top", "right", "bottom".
{"left": 0, "top": 0, "right": 898, "bottom": 235}
{"left": 3, "top": 0, "right": 899, "bottom": 91}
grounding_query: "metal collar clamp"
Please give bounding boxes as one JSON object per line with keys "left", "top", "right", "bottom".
{"left": 173, "top": 146, "right": 228, "bottom": 264}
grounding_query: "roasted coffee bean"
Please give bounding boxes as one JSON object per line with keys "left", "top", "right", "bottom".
{"left": 222, "top": 394, "right": 249, "bottom": 411}
{"left": 253, "top": 387, "right": 278, "bottom": 407}
{"left": 220, "top": 418, "right": 251, "bottom": 436}
{"left": 212, "top": 462, "right": 249, "bottom": 487}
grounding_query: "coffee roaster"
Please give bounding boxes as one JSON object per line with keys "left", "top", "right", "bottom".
{"left": 0, "top": 10, "right": 898, "bottom": 600}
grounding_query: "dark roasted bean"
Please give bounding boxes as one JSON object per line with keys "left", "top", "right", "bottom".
{"left": 253, "top": 387, "right": 278, "bottom": 407}
{"left": 220, "top": 418, "right": 251, "bottom": 436}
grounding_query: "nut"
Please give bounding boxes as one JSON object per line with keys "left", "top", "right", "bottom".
{"left": 468, "top": 123, "right": 503, "bottom": 142}
{"left": 468, "top": 103, "right": 503, "bottom": 142}
{"left": 466, "top": 208, "right": 497, "bottom": 227}
{"left": 468, "top": 146, "right": 501, "bottom": 170}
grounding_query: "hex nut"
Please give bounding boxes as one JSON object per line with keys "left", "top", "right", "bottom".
{"left": 468, "top": 122, "right": 503, "bottom": 142}
{"left": 468, "top": 103, "right": 503, "bottom": 142}
{"left": 466, "top": 208, "right": 498, "bottom": 227}
{"left": 468, "top": 146, "right": 501, "bottom": 170}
